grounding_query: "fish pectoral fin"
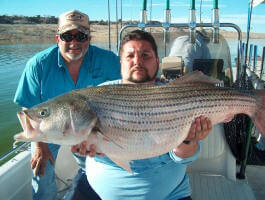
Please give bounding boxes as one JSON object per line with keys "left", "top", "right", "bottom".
{"left": 95, "top": 130, "right": 124, "bottom": 149}
{"left": 170, "top": 70, "right": 222, "bottom": 85}
{"left": 106, "top": 154, "right": 133, "bottom": 173}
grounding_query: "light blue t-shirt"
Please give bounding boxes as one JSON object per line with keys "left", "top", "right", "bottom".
{"left": 14, "top": 44, "right": 121, "bottom": 108}
{"left": 86, "top": 79, "right": 201, "bottom": 200}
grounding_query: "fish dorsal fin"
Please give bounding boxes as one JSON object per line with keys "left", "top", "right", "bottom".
{"left": 170, "top": 70, "right": 222, "bottom": 85}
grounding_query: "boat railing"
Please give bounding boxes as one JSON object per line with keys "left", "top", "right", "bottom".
{"left": 115, "top": 0, "right": 243, "bottom": 81}
{"left": 244, "top": 43, "right": 265, "bottom": 81}
{"left": 0, "top": 142, "right": 30, "bottom": 164}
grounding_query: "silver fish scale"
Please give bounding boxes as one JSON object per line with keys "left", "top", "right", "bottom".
{"left": 75, "top": 83, "right": 258, "bottom": 159}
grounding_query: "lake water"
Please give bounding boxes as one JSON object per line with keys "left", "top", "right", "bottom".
{"left": 0, "top": 44, "right": 53, "bottom": 155}
{"left": 0, "top": 38, "right": 264, "bottom": 156}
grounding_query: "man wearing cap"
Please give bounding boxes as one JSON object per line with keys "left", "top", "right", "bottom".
{"left": 14, "top": 10, "right": 120, "bottom": 200}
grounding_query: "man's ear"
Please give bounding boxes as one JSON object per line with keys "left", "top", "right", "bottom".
{"left": 156, "top": 57, "right": 160, "bottom": 66}
{"left": 88, "top": 36, "right": 92, "bottom": 43}
{"left": 55, "top": 35, "right": 60, "bottom": 43}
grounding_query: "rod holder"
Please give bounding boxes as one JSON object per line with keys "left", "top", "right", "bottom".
{"left": 212, "top": 8, "right": 220, "bottom": 43}
{"left": 253, "top": 45, "right": 258, "bottom": 72}
{"left": 163, "top": 9, "right": 171, "bottom": 26}
{"left": 260, "top": 47, "right": 265, "bottom": 79}
{"left": 163, "top": 9, "right": 171, "bottom": 40}
{"left": 249, "top": 44, "right": 253, "bottom": 66}
{"left": 189, "top": 9, "right": 196, "bottom": 43}
{"left": 163, "top": 9, "right": 171, "bottom": 55}
{"left": 139, "top": 10, "right": 147, "bottom": 30}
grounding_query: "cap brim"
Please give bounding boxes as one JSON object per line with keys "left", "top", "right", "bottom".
{"left": 58, "top": 25, "right": 90, "bottom": 35}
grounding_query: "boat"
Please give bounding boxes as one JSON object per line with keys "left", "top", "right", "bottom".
{"left": 0, "top": 0, "right": 265, "bottom": 199}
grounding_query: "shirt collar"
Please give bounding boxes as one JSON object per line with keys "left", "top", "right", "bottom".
{"left": 57, "top": 47, "right": 65, "bottom": 68}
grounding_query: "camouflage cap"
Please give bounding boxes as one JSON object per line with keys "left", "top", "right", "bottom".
{"left": 57, "top": 10, "right": 90, "bottom": 35}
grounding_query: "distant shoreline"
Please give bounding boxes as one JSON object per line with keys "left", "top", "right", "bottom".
{"left": 1, "top": 24, "right": 265, "bottom": 44}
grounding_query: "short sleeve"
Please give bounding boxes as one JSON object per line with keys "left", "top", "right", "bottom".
{"left": 13, "top": 57, "right": 42, "bottom": 108}
{"left": 169, "top": 141, "right": 202, "bottom": 165}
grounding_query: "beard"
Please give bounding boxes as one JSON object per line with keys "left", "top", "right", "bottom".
{"left": 65, "top": 52, "right": 83, "bottom": 61}
{"left": 127, "top": 65, "right": 158, "bottom": 83}
{"left": 65, "top": 44, "right": 89, "bottom": 61}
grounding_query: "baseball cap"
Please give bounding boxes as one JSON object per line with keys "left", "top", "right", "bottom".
{"left": 57, "top": 10, "right": 90, "bottom": 35}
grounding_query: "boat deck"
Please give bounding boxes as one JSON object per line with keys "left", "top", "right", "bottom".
{"left": 246, "top": 165, "right": 265, "bottom": 200}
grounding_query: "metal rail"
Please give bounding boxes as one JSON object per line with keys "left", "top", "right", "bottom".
{"left": 0, "top": 142, "right": 29, "bottom": 163}
{"left": 117, "top": 23, "right": 242, "bottom": 71}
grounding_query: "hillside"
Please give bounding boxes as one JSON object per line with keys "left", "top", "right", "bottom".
{"left": 0, "top": 24, "right": 265, "bottom": 44}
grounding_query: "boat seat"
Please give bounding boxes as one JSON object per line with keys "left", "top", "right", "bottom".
{"left": 192, "top": 58, "right": 224, "bottom": 80}
{"left": 160, "top": 56, "right": 184, "bottom": 79}
{"left": 206, "top": 34, "right": 234, "bottom": 85}
{"left": 187, "top": 124, "right": 256, "bottom": 200}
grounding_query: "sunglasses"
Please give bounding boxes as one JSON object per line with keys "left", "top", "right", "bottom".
{"left": 60, "top": 32, "right": 89, "bottom": 43}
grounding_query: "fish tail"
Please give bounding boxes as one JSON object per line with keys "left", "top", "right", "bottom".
{"left": 252, "top": 89, "right": 265, "bottom": 137}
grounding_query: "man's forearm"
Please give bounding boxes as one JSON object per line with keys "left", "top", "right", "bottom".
{"left": 35, "top": 142, "right": 47, "bottom": 148}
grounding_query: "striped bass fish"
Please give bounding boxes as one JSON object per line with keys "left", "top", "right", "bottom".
{"left": 14, "top": 71, "right": 265, "bottom": 171}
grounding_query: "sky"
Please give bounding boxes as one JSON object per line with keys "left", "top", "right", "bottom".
{"left": 1, "top": 0, "right": 265, "bottom": 33}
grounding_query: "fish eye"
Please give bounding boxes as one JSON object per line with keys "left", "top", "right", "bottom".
{"left": 39, "top": 108, "right": 50, "bottom": 117}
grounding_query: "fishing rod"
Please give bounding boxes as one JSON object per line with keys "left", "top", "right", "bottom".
{"left": 108, "top": 0, "right": 111, "bottom": 50}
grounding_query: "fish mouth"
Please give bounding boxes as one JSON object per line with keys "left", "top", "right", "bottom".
{"left": 14, "top": 111, "right": 41, "bottom": 142}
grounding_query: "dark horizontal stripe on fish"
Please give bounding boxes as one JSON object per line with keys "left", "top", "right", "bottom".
{"left": 90, "top": 88, "right": 255, "bottom": 103}
{"left": 100, "top": 113, "right": 194, "bottom": 125}
{"left": 107, "top": 121, "right": 188, "bottom": 133}
{"left": 93, "top": 96, "right": 256, "bottom": 112}
{"left": 95, "top": 84, "right": 256, "bottom": 96}
{"left": 98, "top": 83, "right": 198, "bottom": 91}
{"left": 92, "top": 86, "right": 224, "bottom": 97}
{"left": 97, "top": 101, "right": 252, "bottom": 119}
{"left": 91, "top": 94, "right": 254, "bottom": 107}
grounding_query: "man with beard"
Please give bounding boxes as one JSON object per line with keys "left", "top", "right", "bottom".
{"left": 73, "top": 30, "right": 212, "bottom": 200}
{"left": 14, "top": 10, "right": 120, "bottom": 200}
